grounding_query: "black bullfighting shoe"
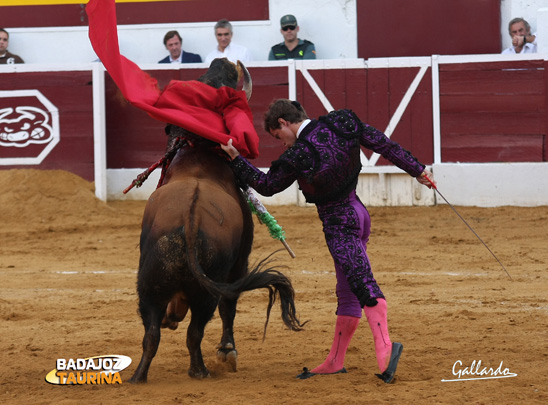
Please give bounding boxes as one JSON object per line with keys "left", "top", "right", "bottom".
{"left": 375, "top": 342, "right": 403, "bottom": 383}
{"left": 296, "top": 367, "right": 347, "bottom": 380}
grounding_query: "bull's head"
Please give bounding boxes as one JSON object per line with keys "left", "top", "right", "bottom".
{"left": 164, "top": 58, "right": 253, "bottom": 152}
{"left": 198, "top": 58, "right": 252, "bottom": 100}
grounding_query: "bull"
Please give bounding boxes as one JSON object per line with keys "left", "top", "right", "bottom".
{"left": 129, "top": 58, "right": 304, "bottom": 383}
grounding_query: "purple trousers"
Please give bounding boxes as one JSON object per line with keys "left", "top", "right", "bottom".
{"left": 317, "top": 190, "right": 384, "bottom": 318}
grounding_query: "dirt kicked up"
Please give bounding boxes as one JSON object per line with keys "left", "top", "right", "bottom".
{"left": 1, "top": 169, "right": 547, "bottom": 404}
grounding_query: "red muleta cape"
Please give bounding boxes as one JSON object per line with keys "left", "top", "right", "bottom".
{"left": 86, "top": 0, "right": 259, "bottom": 158}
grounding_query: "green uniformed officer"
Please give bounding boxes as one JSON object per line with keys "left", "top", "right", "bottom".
{"left": 268, "top": 15, "right": 316, "bottom": 60}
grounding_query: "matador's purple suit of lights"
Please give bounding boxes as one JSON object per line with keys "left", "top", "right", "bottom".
{"left": 229, "top": 109, "right": 425, "bottom": 317}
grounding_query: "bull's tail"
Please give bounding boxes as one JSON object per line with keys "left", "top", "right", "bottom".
{"left": 185, "top": 185, "right": 305, "bottom": 337}
{"left": 191, "top": 251, "right": 306, "bottom": 337}
{"left": 226, "top": 254, "right": 307, "bottom": 336}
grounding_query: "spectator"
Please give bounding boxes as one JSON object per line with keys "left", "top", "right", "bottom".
{"left": 158, "top": 30, "right": 202, "bottom": 64}
{"left": 205, "top": 19, "right": 253, "bottom": 64}
{"left": 502, "top": 17, "right": 537, "bottom": 54}
{"left": 0, "top": 28, "right": 24, "bottom": 64}
{"left": 269, "top": 15, "right": 316, "bottom": 60}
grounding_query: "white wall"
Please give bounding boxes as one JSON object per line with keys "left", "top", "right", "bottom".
{"left": 6, "top": 0, "right": 357, "bottom": 64}
{"left": 108, "top": 168, "right": 438, "bottom": 207}
{"left": 433, "top": 163, "right": 548, "bottom": 207}
{"left": 110, "top": 163, "right": 548, "bottom": 207}
{"left": 538, "top": 8, "right": 548, "bottom": 52}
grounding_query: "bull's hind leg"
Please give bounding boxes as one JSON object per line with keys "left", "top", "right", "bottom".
{"left": 129, "top": 301, "right": 165, "bottom": 384}
{"left": 216, "top": 296, "right": 238, "bottom": 371}
{"left": 186, "top": 297, "right": 218, "bottom": 378}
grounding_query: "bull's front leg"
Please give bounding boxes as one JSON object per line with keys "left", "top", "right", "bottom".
{"left": 216, "top": 296, "right": 238, "bottom": 371}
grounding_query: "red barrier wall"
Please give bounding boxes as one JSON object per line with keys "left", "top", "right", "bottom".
{"left": 1, "top": 0, "right": 269, "bottom": 28}
{"left": 357, "top": 0, "right": 501, "bottom": 58}
{"left": 0, "top": 71, "right": 95, "bottom": 181}
{"left": 104, "top": 65, "right": 436, "bottom": 169}
{"left": 439, "top": 59, "right": 546, "bottom": 162}
{"left": 296, "top": 66, "right": 434, "bottom": 166}
{"left": 2, "top": 60, "right": 545, "bottom": 183}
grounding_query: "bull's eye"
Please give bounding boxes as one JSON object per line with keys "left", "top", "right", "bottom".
{"left": 21, "top": 123, "right": 31, "bottom": 130}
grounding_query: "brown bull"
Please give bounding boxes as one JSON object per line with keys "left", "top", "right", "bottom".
{"left": 129, "top": 59, "right": 303, "bottom": 384}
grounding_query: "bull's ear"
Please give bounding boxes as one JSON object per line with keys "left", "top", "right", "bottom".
{"left": 237, "top": 60, "right": 253, "bottom": 101}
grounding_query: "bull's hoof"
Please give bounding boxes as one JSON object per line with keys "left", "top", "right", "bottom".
{"left": 128, "top": 375, "right": 147, "bottom": 384}
{"left": 225, "top": 350, "right": 238, "bottom": 372}
{"left": 188, "top": 368, "right": 210, "bottom": 379}
{"left": 217, "top": 345, "right": 238, "bottom": 372}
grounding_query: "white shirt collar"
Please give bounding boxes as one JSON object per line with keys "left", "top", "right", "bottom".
{"left": 169, "top": 54, "right": 182, "bottom": 63}
{"left": 218, "top": 43, "right": 231, "bottom": 54}
{"left": 296, "top": 119, "right": 311, "bottom": 138}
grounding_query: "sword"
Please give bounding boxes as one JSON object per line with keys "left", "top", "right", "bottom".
{"left": 423, "top": 174, "right": 512, "bottom": 280}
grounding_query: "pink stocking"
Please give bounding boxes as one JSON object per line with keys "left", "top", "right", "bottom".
{"left": 311, "top": 315, "right": 360, "bottom": 374}
{"left": 363, "top": 298, "right": 392, "bottom": 372}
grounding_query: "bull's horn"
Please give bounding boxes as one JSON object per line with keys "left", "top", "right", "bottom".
{"left": 237, "top": 60, "right": 252, "bottom": 101}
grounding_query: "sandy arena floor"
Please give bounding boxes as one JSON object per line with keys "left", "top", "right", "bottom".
{"left": 0, "top": 169, "right": 547, "bottom": 404}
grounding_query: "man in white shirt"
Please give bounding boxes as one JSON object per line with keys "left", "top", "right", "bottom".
{"left": 502, "top": 17, "right": 537, "bottom": 54}
{"left": 205, "top": 19, "right": 253, "bottom": 64}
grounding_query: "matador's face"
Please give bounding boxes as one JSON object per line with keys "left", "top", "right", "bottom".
{"left": 270, "top": 119, "right": 297, "bottom": 148}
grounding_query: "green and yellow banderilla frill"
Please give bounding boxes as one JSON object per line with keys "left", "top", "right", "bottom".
{"left": 244, "top": 188, "right": 295, "bottom": 258}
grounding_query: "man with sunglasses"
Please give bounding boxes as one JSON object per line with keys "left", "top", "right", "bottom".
{"left": 268, "top": 15, "right": 316, "bottom": 60}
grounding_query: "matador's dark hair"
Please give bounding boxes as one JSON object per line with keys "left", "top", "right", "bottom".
{"left": 263, "top": 99, "right": 309, "bottom": 131}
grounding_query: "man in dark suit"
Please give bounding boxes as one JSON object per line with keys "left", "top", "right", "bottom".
{"left": 158, "top": 30, "right": 202, "bottom": 64}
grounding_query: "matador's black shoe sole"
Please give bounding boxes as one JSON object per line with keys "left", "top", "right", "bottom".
{"left": 296, "top": 367, "right": 347, "bottom": 380}
{"left": 375, "top": 342, "right": 403, "bottom": 384}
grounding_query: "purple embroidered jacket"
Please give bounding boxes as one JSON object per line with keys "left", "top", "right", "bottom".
{"left": 230, "top": 109, "right": 425, "bottom": 307}
{"left": 230, "top": 109, "right": 425, "bottom": 204}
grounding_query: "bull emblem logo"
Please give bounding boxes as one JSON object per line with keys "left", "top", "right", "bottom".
{"left": 0, "top": 106, "right": 54, "bottom": 147}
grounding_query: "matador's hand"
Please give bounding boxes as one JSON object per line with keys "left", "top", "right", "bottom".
{"left": 417, "top": 169, "right": 435, "bottom": 189}
{"left": 220, "top": 139, "right": 240, "bottom": 160}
